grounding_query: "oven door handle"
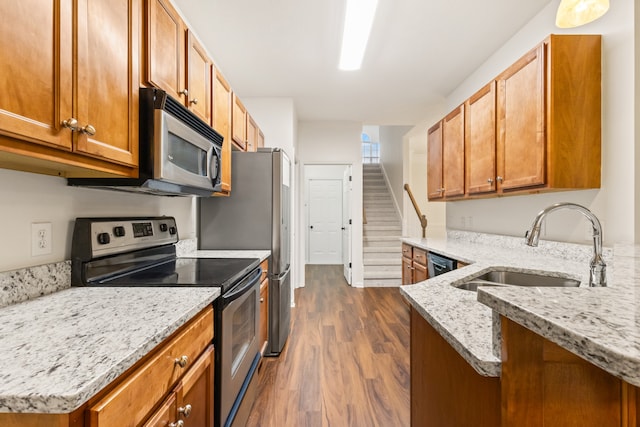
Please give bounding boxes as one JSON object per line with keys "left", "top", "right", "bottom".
{"left": 222, "top": 268, "right": 262, "bottom": 307}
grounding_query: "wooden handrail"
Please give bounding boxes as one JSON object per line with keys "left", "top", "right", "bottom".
{"left": 404, "top": 183, "right": 428, "bottom": 238}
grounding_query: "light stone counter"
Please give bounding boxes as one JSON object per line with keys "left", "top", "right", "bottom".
{"left": 400, "top": 231, "right": 612, "bottom": 377}
{"left": 477, "top": 241, "right": 640, "bottom": 387}
{"left": 0, "top": 286, "right": 221, "bottom": 413}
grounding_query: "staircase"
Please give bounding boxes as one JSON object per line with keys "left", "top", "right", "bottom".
{"left": 362, "top": 163, "right": 403, "bottom": 287}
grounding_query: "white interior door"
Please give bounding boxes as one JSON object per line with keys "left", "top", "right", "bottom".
{"left": 308, "top": 179, "right": 343, "bottom": 264}
{"left": 342, "top": 166, "right": 352, "bottom": 284}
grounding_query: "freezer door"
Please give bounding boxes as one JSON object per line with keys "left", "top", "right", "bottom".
{"left": 267, "top": 267, "right": 291, "bottom": 356}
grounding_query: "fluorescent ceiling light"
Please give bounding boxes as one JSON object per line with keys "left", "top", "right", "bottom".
{"left": 339, "top": 0, "right": 379, "bottom": 71}
{"left": 556, "top": 0, "right": 610, "bottom": 28}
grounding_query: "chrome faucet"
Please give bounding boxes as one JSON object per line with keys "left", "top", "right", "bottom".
{"left": 525, "top": 202, "right": 606, "bottom": 287}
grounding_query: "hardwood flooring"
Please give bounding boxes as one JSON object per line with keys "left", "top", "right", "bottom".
{"left": 246, "top": 265, "right": 410, "bottom": 427}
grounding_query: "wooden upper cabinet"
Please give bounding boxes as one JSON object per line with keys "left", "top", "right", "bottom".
{"left": 442, "top": 105, "right": 465, "bottom": 198}
{"left": 427, "top": 122, "right": 444, "bottom": 200}
{"left": 146, "top": 0, "right": 186, "bottom": 104}
{"left": 258, "top": 130, "right": 265, "bottom": 149}
{"left": 231, "top": 93, "right": 247, "bottom": 150}
{"left": 75, "top": 0, "right": 139, "bottom": 166}
{"left": 0, "top": 1, "right": 72, "bottom": 150}
{"left": 246, "top": 115, "right": 258, "bottom": 152}
{"left": 0, "top": 0, "right": 138, "bottom": 174}
{"left": 465, "top": 82, "right": 497, "bottom": 195}
{"left": 496, "top": 43, "right": 546, "bottom": 191}
{"left": 186, "top": 30, "right": 212, "bottom": 124}
{"left": 213, "top": 68, "right": 232, "bottom": 194}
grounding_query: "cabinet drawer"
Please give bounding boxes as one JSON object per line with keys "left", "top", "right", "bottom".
{"left": 402, "top": 243, "right": 413, "bottom": 259}
{"left": 88, "top": 306, "right": 214, "bottom": 426}
{"left": 413, "top": 248, "right": 427, "bottom": 266}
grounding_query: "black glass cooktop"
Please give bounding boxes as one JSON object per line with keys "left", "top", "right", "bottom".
{"left": 91, "top": 257, "right": 260, "bottom": 292}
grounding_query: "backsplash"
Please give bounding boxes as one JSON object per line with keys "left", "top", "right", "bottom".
{"left": 0, "top": 238, "right": 199, "bottom": 309}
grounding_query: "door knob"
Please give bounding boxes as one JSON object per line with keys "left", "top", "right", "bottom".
{"left": 310, "top": 225, "right": 314, "bottom": 229}
{"left": 341, "top": 227, "right": 346, "bottom": 230}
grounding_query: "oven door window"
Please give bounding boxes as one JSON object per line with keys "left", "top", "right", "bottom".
{"left": 231, "top": 295, "right": 256, "bottom": 375}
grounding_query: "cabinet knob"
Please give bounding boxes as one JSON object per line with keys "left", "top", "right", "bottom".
{"left": 180, "top": 89, "right": 189, "bottom": 96}
{"left": 260, "top": 297, "right": 264, "bottom": 303}
{"left": 487, "top": 178, "right": 494, "bottom": 184}
{"left": 80, "top": 124, "right": 96, "bottom": 136}
{"left": 190, "top": 98, "right": 198, "bottom": 105}
{"left": 62, "top": 118, "right": 79, "bottom": 131}
{"left": 174, "top": 355, "right": 189, "bottom": 368}
{"left": 439, "top": 188, "right": 445, "bottom": 192}
{"left": 169, "top": 421, "right": 184, "bottom": 427}
{"left": 178, "top": 404, "right": 192, "bottom": 417}
{"left": 496, "top": 176, "right": 504, "bottom": 183}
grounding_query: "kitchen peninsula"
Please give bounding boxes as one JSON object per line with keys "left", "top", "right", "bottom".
{"left": 401, "top": 231, "right": 640, "bottom": 426}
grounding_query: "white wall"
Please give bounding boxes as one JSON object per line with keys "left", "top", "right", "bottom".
{"left": 297, "top": 121, "right": 364, "bottom": 287}
{"left": 635, "top": 1, "right": 640, "bottom": 243}
{"left": 0, "top": 168, "right": 195, "bottom": 271}
{"left": 379, "top": 125, "right": 413, "bottom": 218}
{"left": 437, "top": 0, "right": 634, "bottom": 245}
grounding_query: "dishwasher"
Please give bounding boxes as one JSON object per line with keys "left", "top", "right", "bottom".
{"left": 427, "top": 252, "right": 458, "bottom": 277}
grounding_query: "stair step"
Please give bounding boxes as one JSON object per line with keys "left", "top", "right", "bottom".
{"left": 363, "top": 246, "right": 403, "bottom": 253}
{"left": 363, "top": 258, "right": 402, "bottom": 266}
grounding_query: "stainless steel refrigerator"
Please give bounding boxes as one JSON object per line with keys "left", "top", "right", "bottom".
{"left": 198, "top": 148, "right": 291, "bottom": 356}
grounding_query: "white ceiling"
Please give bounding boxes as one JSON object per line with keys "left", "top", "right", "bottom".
{"left": 174, "top": 0, "right": 553, "bottom": 125}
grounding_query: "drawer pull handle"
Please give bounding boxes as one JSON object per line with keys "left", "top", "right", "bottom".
{"left": 178, "top": 404, "right": 192, "bottom": 417}
{"left": 174, "top": 355, "right": 189, "bottom": 368}
{"left": 169, "top": 421, "right": 184, "bottom": 427}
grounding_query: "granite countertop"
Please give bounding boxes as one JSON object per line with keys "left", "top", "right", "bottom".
{"left": 400, "top": 231, "right": 608, "bottom": 377}
{"left": 477, "top": 242, "right": 640, "bottom": 387}
{"left": 0, "top": 286, "right": 221, "bottom": 413}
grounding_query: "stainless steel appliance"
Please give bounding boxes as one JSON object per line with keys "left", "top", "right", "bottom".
{"left": 427, "top": 252, "right": 458, "bottom": 277}
{"left": 68, "top": 88, "right": 222, "bottom": 196}
{"left": 71, "top": 216, "right": 260, "bottom": 427}
{"left": 199, "top": 148, "right": 291, "bottom": 356}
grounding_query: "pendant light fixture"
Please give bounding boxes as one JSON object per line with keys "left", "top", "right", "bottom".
{"left": 556, "top": 0, "right": 610, "bottom": 28}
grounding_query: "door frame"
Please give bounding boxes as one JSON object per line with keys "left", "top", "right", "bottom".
{"left": 302, "top": 164, "right": 353, "bottom": 285}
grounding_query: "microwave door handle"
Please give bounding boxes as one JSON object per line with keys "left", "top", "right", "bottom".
{"left": 222, "top": 268, "right": 262, "bottom": 307}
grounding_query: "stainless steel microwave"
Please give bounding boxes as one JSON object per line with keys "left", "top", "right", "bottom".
{"left": 68, "top": 88, "right": 223, "bottom": 196}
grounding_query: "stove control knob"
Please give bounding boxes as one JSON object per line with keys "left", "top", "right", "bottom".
{"left": 97, "top": 232, "right": 110, "bottom": 245}
{"left": 113, "top": 226, "right": 125, "bottom": 237}
{"left": 159, "top": 223, "right": 168, "bottom": 232}
{"left": 169, "top": 226, "right": 177, "bottom": 235}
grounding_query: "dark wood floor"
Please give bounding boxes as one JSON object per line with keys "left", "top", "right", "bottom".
{"left": 246, "top": 265, "right": 410, "bottom": 427}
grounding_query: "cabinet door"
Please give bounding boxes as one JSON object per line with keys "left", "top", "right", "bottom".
{"left": 402, "top": 256, "right": 413, "bottom": 285}
{"left": 259, "top": 278, "right": 269, "bottom": 355}
{"left": 413, "top": 262, "right": 428, "bottom": 283}
{"left": 0, "top": 1, "right": 72, "bottom": 150}
{"left": 143, "top": 392, "right": 178, "bottom": 427}
{"left": 497, "top": 44, "right": 545, "bottom": 191}
{"left": 427, "top": 122, "right": 443, "bottom": 200}
{"left": 231, "top": 94, "right": 247, "bottom": 150}
{"left": 213, "top": 68, "right": 232, "bottom": 194}
{"left": 465, "top": 82, "right": 496, "bottom": 195}
{"left": 177, "top": 345, "right": 214, "bottom": 427}
{"left": 186, "top": 31, "right": 212, "bottom": 125}
{"left": 442, "top": 105, "right": 465, "bottom": 198}
{"left": 75, "top": 0, "right": 139, "bottom": 166}
{"left": 147, "top": 0, "right": 186, "bottom": 104}
{"left": 246, "top": 115, "right": 258, "bottom": 152}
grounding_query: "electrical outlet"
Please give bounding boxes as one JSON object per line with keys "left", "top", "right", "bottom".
{"left": 459, "top": 216, "right": 466, "bottom": 229}
{"left": 31, "top": 222, "right": 52, "bottom": 256}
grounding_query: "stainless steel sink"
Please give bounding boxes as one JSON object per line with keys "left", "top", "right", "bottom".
{"left": 454, "top": 269, "right": 581, "bottom": 291}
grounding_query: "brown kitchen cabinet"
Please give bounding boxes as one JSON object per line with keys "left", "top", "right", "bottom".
{"left": 411, "top": 307, "right": 501, "bottom": 427}
{"left": 501, "top": 316, "right": 638, "bottom": 427}
{"left": 428, "top": 34, "right": 601, "bottom": 201}
{"left": 402, "top": 244, "right": 428, "bottom": 285}
{"left": 231, "top": 93, "right": 248, "bottom": 150}
{"left": 246, "top": 115, "right": 259, "bottom": 152}
{"left": 0, "top": 0, "right": 139, "bottom": 178}
{"left": 441, "top": 105, "right": 465, "bottom": 198}
{"left": 465, "top": 82, "right": 497, "bottom": 195}
{"left": 0, "top": 306, "right": 215, "bottom": 427}
{"left": 213, "top": 68, "right": 233, "bottom": 195}
{"left": 146, "top": 0, "right": 213, "bottom": 124}
{"left": 259, "top": 258, "right": 270, "bottom": 357}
